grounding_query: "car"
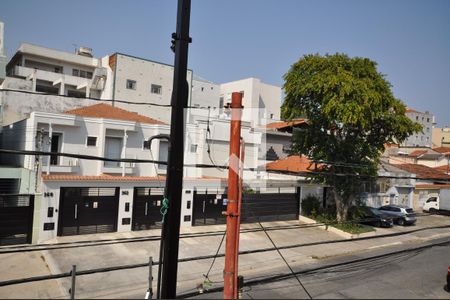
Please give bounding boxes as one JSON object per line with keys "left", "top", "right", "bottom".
{"left": 378, "top": 204, "right": 417, "bottom": 226}
{"left": 349, "top": 206, "right": 394, "bottom": 228}
{"left": 447, "top": 266, "right": 450, "bottom": 292}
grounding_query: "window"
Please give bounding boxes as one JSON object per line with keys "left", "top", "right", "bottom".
{"left": 158, "top": 141, "right": 169, "bottom": 171}
{"left": 86, "top": 136, "right": 97, "bottom": 147}
{"left": 86, "top": 71, "right": 93, "bottom": 79}
{"left": 143, "top": 140, "right": 151, "bottom": 150}
{"left": 416, "top": 116, "right": 419, "bottom": 121}
{"left": 190, "top": 144, "right": 198, "bottom": 153}
{"left": 219, "top": 97, "right": 224, "bottom": 109}
{"left": 201, "top": 87, "right": 204, "bottom": 92}
{"left": 126, "top": 80, "right": 137, "bottom": 90}
{"left": 151, "top": 84, "right": 162, "bottom": 95}
{"left": 427, "top": 118, "right": 430, "bottom": 122}
{"left": 270, "top": 113, "right": 274, "bottom": 119}
{"left": 104, "top": 137, "right": 123, "bottom": 167}
{"left": 240, "top": 91, "right": 245, "bottom": 98}
{"left": 73, "top": 69, "right": 93, "bottom": 79}
{"left": 72, "top": 69, "right": 79, "bottom": 77}
{"left": 426, "top": 197, "right": 437, "bottom": 203}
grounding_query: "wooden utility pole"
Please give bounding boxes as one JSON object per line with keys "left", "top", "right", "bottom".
{"left": 223, "top": 93, "right": 243, "bottom": 299}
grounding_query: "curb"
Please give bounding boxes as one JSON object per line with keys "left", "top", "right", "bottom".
{"left": 299, "top": 215, "right": 378, "bottom": 239}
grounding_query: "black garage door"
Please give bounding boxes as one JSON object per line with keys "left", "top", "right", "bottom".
{"left": 0, "top": 194, "right": 34, "bottom": 245}
{"left": 192, "top": 188, "right": 300, "bottom": 226}
{"left": 241, "top": 190, "right": 299, "bottom": 223}
{"left": 192, "top": 189, "right": 227, "bottom": 226}
{"left": 132, "top": 187, "right": 165, "bottom": 231}
{"left": 58, "top": 187, "right": 119, "bottom": 236}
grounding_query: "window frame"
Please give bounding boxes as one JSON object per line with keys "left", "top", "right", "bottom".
{"left": 86, "top": 136, "right": 98, "bottom": 147}
{"left": 126, "top": 79, "right": 137, "bottom": 90}
{"left": 151, "top": 84, "right": 162, "bottom": 95}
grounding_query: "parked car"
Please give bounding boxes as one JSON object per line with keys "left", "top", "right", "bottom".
{"left": 349, "top": 206, "right": 394, "bottom": 228}
{"left": 378, "top": 204, "right": 416, "bottom": 226}
{"left": 447, "top": 266, "right": 450, "bottom": 292}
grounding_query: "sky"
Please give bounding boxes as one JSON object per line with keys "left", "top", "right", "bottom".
{"left": 2, "top": 0, "right": 450, "bottom": 126}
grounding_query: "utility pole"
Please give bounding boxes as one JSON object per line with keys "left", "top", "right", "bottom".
{"left": 223, "top": 93, "right": 243, "bottom": 299}
{"left": 159, "top": 0, "right": 191, "bottom": 298}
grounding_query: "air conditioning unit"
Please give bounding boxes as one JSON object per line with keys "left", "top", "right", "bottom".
{"left": 77, "top": 47, "right": 93, "bottom": 57}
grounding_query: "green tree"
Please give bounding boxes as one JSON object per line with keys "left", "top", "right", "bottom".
{"left": 282, "top": 53, "right": 421, "bottom": 222}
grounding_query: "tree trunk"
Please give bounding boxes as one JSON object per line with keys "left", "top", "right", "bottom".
{"left": 331, "top": 188, "right": 349, "bottom": 223}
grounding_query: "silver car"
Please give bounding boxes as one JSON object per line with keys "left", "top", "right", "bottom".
{"left": 378, "top": 204, "right": 417, "bottom": 226}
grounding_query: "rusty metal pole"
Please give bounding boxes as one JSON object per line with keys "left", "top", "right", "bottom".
{"left": 223, "top": 92, "right": 243, "bottom": 299}
{"left": 234, "top": 138, "right": 245, "bottom": 299}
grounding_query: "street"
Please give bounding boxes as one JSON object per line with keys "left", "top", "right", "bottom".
{"left": 0, "top": 215, "right": 450, "bottom": 299}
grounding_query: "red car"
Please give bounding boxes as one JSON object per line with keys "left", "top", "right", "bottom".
{"left": 447, "top": 266, "right": 450, "bottom": 292}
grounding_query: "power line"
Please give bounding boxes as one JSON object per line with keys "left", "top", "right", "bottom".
{"left": 2, "top": 148, "right": 450, "bottom": 182}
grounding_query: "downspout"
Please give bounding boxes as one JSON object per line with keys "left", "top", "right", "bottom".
{"left": 122, "top": 130, "right": 128, "bottom": 177}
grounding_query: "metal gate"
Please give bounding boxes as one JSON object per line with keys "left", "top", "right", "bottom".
{"left": 192, "top": 188, "right": 227, "bottom": 226}
{"left": 0, "top": 194, "right": 34, "bottom": 245}
{"left": 132, "top": 187, "right": 165, "bottom": 231}
{"left": 241, "top": 190, "right": 299, "bottom": 223}
{"left": 58, "top": 187, "right": 119, "bottom": 236}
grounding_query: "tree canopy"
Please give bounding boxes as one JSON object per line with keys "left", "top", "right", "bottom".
{"left": 282, "top": 53, "right": 421, "bottom": 221}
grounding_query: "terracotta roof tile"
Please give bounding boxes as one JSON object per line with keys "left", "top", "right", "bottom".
{"left": 265, "top": 155, "right": 318, "bottom": 173}
{"left": 42, "top": 174, "right": 165, "bottom": 181}
{"left": 432, "top": 147, "right": 450, "bottom": 154}
{"left": 408, "top": 150, "right": 428, "bottom": 158}
{"left": 416, "top": 184, "right": 450, "bottom": 189}
{"left": 394, "top": 164, "right": 450, "bottom": 180}
{"left": 65, "top": 103, "right": 166, "bottom": 125}
{"left": 433, "top": 165, "right": 450, "bottom": 174}
{"left": 265, "top": 119, "right": 308, "bottom": 130}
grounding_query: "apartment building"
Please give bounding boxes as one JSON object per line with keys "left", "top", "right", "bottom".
{"left": 402, "top": 108, "right": 435, "bottom": 147}
{"left": 0, "top": 21, "right": 6, "bottom": 84}
{"left": 220, "top": 78, "right": 282, "bottom": 126}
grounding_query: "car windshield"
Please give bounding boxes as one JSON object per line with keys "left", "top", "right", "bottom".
{"left": 369, "top": 208, "right": 382, "bottom": 216}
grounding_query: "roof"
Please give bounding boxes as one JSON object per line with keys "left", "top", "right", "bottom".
{"left": 433, "top": 165, "right": 450, "bottom": 174}
{"left": 65, "top": 103, "right": 166, "bottom": 125}
{"left": 408, "top": 150, "right": 428, "bottom": 158}
{"left": 394, "top": 164, "right": 450, "bottom": 180}
{"left": 42, "top": 174, "right": 165, "bottom": 182}
{"left": 432, "top": 147, "right": 450, "bottom": 154}
{"left": 265, "top": 119, "right": 308, "bottom": 130}
{"left": 415, "top": 184, "right": 450, "bottom": 189}
{"left": 265, "top": 155, "right": 318, "bottom": 173}
{"left": 405, "top": 108, "right": 420, "bottom": 113}
{"left": 42, "top": 175, "right": 225, "bottom": 182}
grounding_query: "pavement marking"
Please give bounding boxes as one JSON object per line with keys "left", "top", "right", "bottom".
{"left": 368, "top": 241, "right": 402, "bottom": 250}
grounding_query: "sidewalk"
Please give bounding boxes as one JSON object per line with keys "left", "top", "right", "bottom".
{"left": 0, "top": 214, "right": 449, "bottom": 299}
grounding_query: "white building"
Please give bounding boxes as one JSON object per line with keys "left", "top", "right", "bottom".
{"left": 0, "top": 21, "right": 6, "bottom": 84}
{"left": 403, "top": 108, "right": 435, "bottom": 147}
{"left": 220, "top": 78, "right": 281, "bottom": 126}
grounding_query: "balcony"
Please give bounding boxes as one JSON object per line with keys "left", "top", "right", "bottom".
{"left": 102, "top": 162, "right": 136, "bottom": 175}
{"left": 43, "top": 158, "right": 80, "bottom": 174}
{"left": 12, "top": 66, "right": 104, "bottom": 91}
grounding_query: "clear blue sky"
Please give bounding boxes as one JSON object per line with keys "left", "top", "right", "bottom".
{"left": 2, "top": 0, "right": 450, "bottom": 126}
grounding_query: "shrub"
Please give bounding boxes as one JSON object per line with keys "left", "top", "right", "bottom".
{"left": 301, "top": 195, "right": 322, "bottom": 217}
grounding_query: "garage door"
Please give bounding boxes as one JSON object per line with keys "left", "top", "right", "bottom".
{"left": 241, "top": 190, "right": 299, "bottom": 223}
{"left": 0, "top": 194, "right": 34, "bottom": 245}
{"left": 58, "top": 187, "right": 119, "bottom": 236}
{"left": 132, "top": 187, "right": 165, "bottom": 231}
{"left": 192, "top": 188, "right": 300, "bottom": 226}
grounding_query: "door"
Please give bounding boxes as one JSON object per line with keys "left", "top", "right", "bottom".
{"left": 58, "top": 187, "right": 119, "bottom": 236}
{"left": 0, "top": 195, "right": 34, "bottom": 245}
{"left": 192, "top": 189, "right": 227, "bottom": 226}
{"left": 132, "top": 187, "right": 165, "bottom": 230}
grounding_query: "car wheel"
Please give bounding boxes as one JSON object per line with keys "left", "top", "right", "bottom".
{"left": 398, "top": 218, "right": 405, "bottom": 226}
{"left": 377, "top": 220, "right": 382, "bottom": 227}
{"left": 429, "top": 208, "right": 436, "bottom": 214}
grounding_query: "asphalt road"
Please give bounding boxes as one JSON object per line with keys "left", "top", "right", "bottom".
{"left": 194, "top": 238, "right": 450, "bottom": 299}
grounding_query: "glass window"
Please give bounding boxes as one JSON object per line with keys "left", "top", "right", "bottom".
{"left": 104, "top": 137, "right": 122, "bottom": 167}
{"left": 127, "top": 80, "right": 137, "bottom": 90}
{"left": 72, "top": 69, "right": 79, "bottom": 77}
{"left": 190, "top": 144, "right": 198, "bottom": 153}
{"left": 151, "top": 84, "right": 162, "bottom": 95}
{"left": 86, "top": 136, "right": 97, "bottom": 146}
{"left": 158, "top": 141, "right": 169, "bottom": 171}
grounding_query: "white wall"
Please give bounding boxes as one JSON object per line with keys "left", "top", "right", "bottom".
{"left": 112, "top": 54, "right": 193, "bottom": 124}
{"left": 220, "top": 78, "right": 281, "bottom": 126}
